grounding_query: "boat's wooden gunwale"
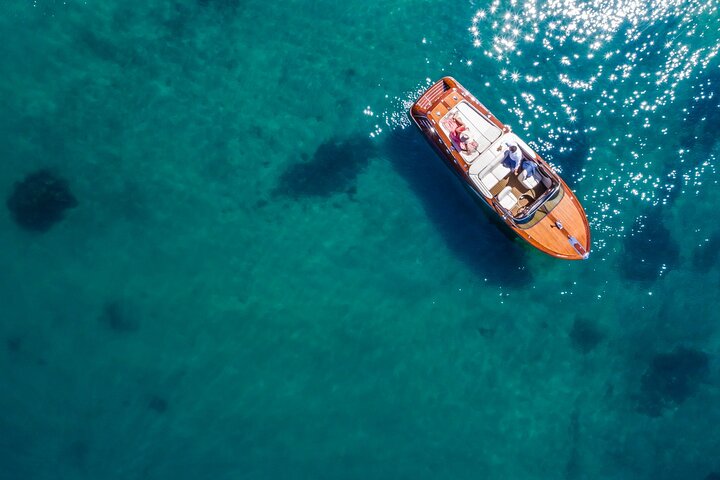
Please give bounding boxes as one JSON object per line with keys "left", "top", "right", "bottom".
{"left": 410, "top": 77, "right": 591, "bottom": 260}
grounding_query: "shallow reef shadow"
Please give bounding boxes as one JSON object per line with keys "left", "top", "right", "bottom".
{"left": 619, "top": 206, "right": 679, "bottom": 282}
{"left": 196, "top": 0, "right": 243, "bottom": 11}
{"left": 98, "top": 300, "right": 139, "bottom": 333}
{"left": 637, "top": 346, "right": 710, "bottom": 417}
{"left": 569, "top": 316, "right": 604, "bottom": 354}
{"left": 65, "top": 440, "right": 89, "bottom": 472}
{"left": 383, "top": 128, "right": 531, "bottom": 287}
{"left": 6, "top": 169, "right": 78, "bottom": 232}
{"left": 148, "top": 395, "right": 169, "bottom": 414}
{"left": 6, "top": 336, "right": 23, "bottom": 353}
{"left": 274, "top": 135, "right": 377, "bottom": 199}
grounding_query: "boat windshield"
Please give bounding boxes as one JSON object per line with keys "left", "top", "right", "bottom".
{"left": 513, "top": 185, "right": 565, "bottom": 229}
{"left": 494, "top": 183, "right": 565, "bottom": 229}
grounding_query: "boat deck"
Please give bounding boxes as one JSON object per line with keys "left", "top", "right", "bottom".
{"left": 521, "top": 191, "right": 590, "bottom": 258}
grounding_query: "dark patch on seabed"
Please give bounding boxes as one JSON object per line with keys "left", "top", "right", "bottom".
{"left": 6, "top": 170, "right": 78, "bottom": 232}
{"left": 196, "top": 0, "right": 243, "bottom": 10}
{"left": 65, "top": 440, "right": 89, "bottom": 472}
{"left": 6, "top": 336, "right": 23, "bottom": 353}
{"left": 275, "top": 136, "right": 377, "bottom": 199}
{"left": 638, "top": 347, "right": 710, "bottom": 417}
{"left": 569, "top": 317, "right": 603, "bottom": 354}
{"left": 98, "top": 301, "right": 140, "bottom": 333}
{"left": 476, "top": 325, "right": 496, "bottom": 338}
{"left": 384, "top": 129, "right": 530, "bottom": 287}
{"left": 619, "top": 207, "right": 679, "bottom": 282}
{"left": 75, "top": 28, "right": 144, "bottom": 69}
{"left": 148, "top": 395, "right": 169, "bottom": 413}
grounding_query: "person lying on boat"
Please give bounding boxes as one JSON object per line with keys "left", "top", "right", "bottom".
{"left": 457, "top": 131, "right": 479, "bottom": 153}
{"left": 443, "top": 115, "right": 479, "bottom": 153}
{"left": 442, "top": 113, "right": 467, "bottom": 134}
{"left": 443, "top": 114, "right": 468, "bottom": 140}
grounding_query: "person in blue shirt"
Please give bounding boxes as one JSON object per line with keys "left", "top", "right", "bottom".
{"left": 497, "top": 140, "right": 549, "bottom": 188}
{"left": 497, "top": 140, "right": 523, "bottom": 173}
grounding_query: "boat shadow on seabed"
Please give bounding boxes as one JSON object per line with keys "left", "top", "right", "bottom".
{"left": 384, "top": 128, "right": 532, "bottom": 288}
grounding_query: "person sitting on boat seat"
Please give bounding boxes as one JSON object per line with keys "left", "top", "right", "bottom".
{"left": 497, "top": 140, "right": 524, "bottom": 173}
{"left": 519, "top": 160, "right": 553, "bottom": 189}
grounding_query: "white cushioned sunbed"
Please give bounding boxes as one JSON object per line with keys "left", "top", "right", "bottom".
{"left": 439, "top": 101, "right": 502, "bottom": 164}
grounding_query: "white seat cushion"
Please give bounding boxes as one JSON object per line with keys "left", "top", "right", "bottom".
{"left": 442, "top": 102, "right": 501, "bottom": 157}
{"left": 459, "top": 149, "right": 481, "bottom": 164}
{"left": 520, "top": 169, "right": 539, "bottom": 189}
{"left": 456, "top": 102, "right": 502, "bottom": 143}
{"left": 478, "top": 162, "right": 511, "bottom": 191}
{"left": 498, "top": 186, "right": 518, "bottom": 210}
{"left": 480, "top": 172, "right": 498, "bottom": 190}
{"left": 453, "top": 115, "right": 492, "bottom": 153}
{"left": 492, "top": 162, "right": 510, "bottom": 180}
{"left": 469, "top": 150, "right": 496, "bottom": 175}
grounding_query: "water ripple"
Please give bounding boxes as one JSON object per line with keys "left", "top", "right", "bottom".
{"left": 469, "top": 0, "right": 720, "bottom": 250}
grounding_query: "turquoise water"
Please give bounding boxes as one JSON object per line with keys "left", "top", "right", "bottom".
{"left": 1, "top": 0, "right": 719, "bottom": 478}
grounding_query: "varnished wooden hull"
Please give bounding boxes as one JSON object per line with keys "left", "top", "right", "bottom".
{"left": 409, "top": 77, "right": 591, "bottom": 260}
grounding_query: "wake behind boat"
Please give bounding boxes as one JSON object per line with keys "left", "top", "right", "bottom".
{"left": 409, "top": 77, "right": 591, "bottom": 260}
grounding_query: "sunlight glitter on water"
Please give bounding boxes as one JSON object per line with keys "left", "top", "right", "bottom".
{"left": 371, "top": 79, "right": 433, "bottom": 136}
{"left": 473, "top": 0, "right": 719, "bottom": 125}
{"left": 468, "top": 0, "right": 720, "bottom": 246}
{"left": 368, "top": 0, "right": 718, "bottom": 257}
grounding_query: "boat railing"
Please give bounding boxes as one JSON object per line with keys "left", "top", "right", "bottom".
{"left": 416, "top": 117, "right": 433, "bottom": 130}
{"left": 415, "top": 79, "right": 451, "bottom": 110}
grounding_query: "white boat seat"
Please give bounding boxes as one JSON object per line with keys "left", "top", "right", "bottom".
{"left": 480, "top": 172, "right": 497, "bottom": 191}
{"left": 492, "top": 162, "right": 510, "bottom": 180}
{"left": 498, "top": 186, "right": 518, "bottom": 211}
{"left": 469, "top": 150, "right": 496, "bottom": 175}
{"left": 478, "top": 162, "right": 510, "bottom": 190}
{"left": 442, "top": 102, "right": 501, "bottom": 157}
{"left": 459, "top": 148, "right": 481, "bottom": 164}
{"left": 520, "top": 168, "right": 540, "bottom": 189}
{"left": 456, "top": 102, "right": 502, "bottom": 144}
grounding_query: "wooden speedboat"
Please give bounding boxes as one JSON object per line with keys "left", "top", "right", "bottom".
{"left": 409, "top": 77, "right": 590, "bottom": 260}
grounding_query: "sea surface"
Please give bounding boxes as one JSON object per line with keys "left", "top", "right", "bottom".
{"left": 1, "top": 0, "right": 719, "bottom": 479}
